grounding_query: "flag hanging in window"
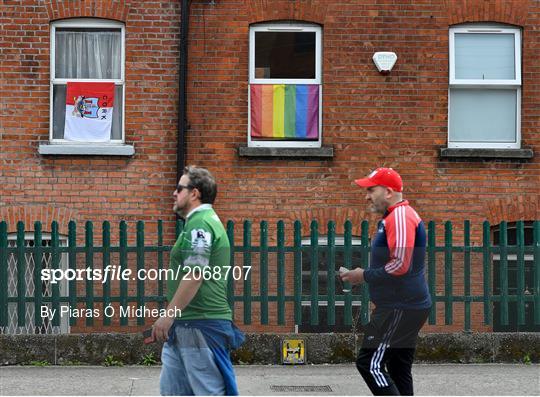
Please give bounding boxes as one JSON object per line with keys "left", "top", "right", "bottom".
{"left": 64, "top": 82, "right": 115, "bottom": 142}
{"left": 250, "top": 84, "right": 319, "bottom": 140}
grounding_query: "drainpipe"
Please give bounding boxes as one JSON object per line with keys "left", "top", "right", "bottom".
{"left": 177, "top": 0, "right": 189, "bottom": 184}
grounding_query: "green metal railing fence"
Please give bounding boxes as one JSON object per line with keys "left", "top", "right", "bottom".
{"left": 0, "top": 219, "right": 539, "bottom": 332}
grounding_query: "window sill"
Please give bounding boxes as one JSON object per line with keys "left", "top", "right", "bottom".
{"left": 38, "top": 143, "right": 135, "bottom": 156}
{"left": 440, "top": 148, "right": 534, "bottom": 159}
{"left": 238, "top": 146, "right": 333, "bottom": 158}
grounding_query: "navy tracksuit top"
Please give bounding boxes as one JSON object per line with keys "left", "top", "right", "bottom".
{"left": 363, "top": 200, "right": 432, "bottom": 310}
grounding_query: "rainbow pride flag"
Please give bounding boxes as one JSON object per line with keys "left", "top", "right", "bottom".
{"left": 250, "top": 84, "right": 319, "bottom": 140}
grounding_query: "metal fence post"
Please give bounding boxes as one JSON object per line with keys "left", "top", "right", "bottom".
{"left": 136, "top": 221, "right": 145, "bottom": 326}
{"left": 444, "top": 221, "right": 453, "bottom": 325}
{"left": 119, "top": 221, "right": 128, "bottom": 326}
{"left": 102, "top": 221, "right": 111, "bottom": 326}
{"left": 464, "top": 220, "right": 471, "bottom": 332}
{"left": 277, "top": 221, "right": 285, "bottom": 325}
{"left": 534, "top": 221, "right": 540, "bottom": 326}
{"left": 16, "top": 221, "right": 25, "bottom": 327}
{"left": 343, "top": 220, "right": 352, "bottom": 326}
{"left": 499, "top": 221, "right": 509, "bottom": 326}
{"left": 260, "top": 221, "right": 269, "bottom": 325}
{"left": 516, "top": 221, "right": 525, "bottom": 327}
{"left": 327, "top": 221, "right": 336, "bottom": 326}
{"left": 310, "top": 220, "right": 319, "bottom": 326}
{"left": 428, "top": 220, "right": 436, "bottom": 325}
{"left": 293, "top": 220, "right": 302, "bottom": 326}
{"left": 482, "top": 221, "right": 492, "bottom": 325}
{"left": 33, "top": 222, "right": 43, "bottom": 329}
{"left": 68, "top": 221, "right": 77, "bottom": 327}
{"left": 243, "top": 221, "right": 252, "bottom": 325}
{"left": 360, "top": 220, "right": 370, "bottom": 325}
{"left": 51, "top": 221, "right": 61, "bottom": 327}
{"left": 0, "top": 222, "right": 7, "bottom": 328}
{"left": 227, "top": 220, "right": 235, "bottom": 314}
{"left": 84, "top": 221, "right": 94, "bottom": 327}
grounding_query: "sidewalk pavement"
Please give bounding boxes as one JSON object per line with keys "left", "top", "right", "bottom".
{"left": 0, "top": 364, "right": 538, "bottom": 396}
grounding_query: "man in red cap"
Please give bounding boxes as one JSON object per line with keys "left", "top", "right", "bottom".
{"left": 340, "top": 167, "right": 431, "bottom": 396}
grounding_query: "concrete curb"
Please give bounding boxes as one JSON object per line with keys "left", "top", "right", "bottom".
{"left": 0, "top": 332, "right": 538, "bottom": 366}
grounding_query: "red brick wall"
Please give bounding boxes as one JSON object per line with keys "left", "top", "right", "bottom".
{"left": 186, "top": 0, "right": 538, "bottom": 230}
{"left": 1, "top": 0, "right": 538, "bottom": 334}
{"left": 185, "top": 0, "right": 539, "bottom": 333}
{"left": 0, "top": 0, "right": 181, "bottom": 243}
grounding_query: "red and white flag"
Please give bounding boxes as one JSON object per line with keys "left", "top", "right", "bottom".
{"left": 64, "top": 82, "right": 115, "bottom": 142}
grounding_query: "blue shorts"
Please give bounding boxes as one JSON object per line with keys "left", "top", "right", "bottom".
{"left": 160, "top": 325, "right": 226, "bottom": 396}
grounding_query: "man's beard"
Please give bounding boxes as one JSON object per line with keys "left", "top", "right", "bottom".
{"left": 173, "top": 202, "right": 185, "bottom": 217}
{"left": 368, "top": 202, "right": 385, "bottom": 215}
{"left": 367, "top": 203, "right": 379, "bottom": 213}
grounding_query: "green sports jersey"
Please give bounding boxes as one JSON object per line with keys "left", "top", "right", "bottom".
{"left": 167, "top": 204, "right": 232, "bottom": 320}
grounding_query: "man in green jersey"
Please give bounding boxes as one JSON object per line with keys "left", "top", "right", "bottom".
{"left": 152, "top": 166, "right": 244, "bottom": 396}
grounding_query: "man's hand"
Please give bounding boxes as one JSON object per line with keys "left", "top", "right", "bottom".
{"left": 152, "top": 315, "right": 174, "bottom": 343}
{"left": 150, "top": 274, "right": 203, "bottom": 343}
{"left": 340, "top": 268, "right": 365, "bottom": 285}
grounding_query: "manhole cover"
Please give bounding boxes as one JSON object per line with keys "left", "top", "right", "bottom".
{"left": 270, "top": 385, "right": 333, "bottom": 393}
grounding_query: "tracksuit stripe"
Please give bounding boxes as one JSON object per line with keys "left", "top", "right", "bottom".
{"left": 369, "top": 309, "right": 403, "bottom": 387}
{"left": 386, "top": 207, "right": 406, "bottom": 273}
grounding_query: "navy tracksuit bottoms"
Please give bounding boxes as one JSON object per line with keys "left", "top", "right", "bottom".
{"left": 356, "top": 307, "right": 430, "bottom": 396}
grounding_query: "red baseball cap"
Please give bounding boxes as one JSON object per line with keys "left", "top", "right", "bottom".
{"left": 354, "top": 168, "right": 403, "bottom": 192}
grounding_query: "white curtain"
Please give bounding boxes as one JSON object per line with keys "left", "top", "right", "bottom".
{"left": 55, "top": 29, "right": 121, "bottom": 79}
{"left": 54, "top": 29, "right": 122, "bottom": 140}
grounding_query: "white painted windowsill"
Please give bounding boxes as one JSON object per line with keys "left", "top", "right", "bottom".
{"left": 39, "top": 143, "right": 135, "bottom": 156}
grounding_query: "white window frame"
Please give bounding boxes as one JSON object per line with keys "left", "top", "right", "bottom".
{"left": 448, "top": 24, "right": 521, "bottom": 149}
{"left": 50, "top": 18, "right": 126, "bottom": 144}
{"left": 248, "top": 23, "right": 322, "bottom": 148}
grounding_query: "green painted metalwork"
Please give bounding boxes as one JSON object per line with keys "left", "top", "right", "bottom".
{"left": 68, "top": 221, "right": 77, "bottom": 326}
{"left": 293, "top": 221, "right": 302, "bottom": 325}
{"left": 136, "top": 221, "right": 145, "bottom": 326}
{"left": 516, "top": 221, "right": 525, "bottom": 326}
{"left": 51, "top": 222, "right": 61, "bottom": 327}
{"left": 260, "top": 221, "right": 269, "bottom": 325}
{"left": 102, "top": 221, "right": 111, "bottom": 326}
{"left": 0, "top": 222, "right": 7, "bottom": 327}
{"left": 310, "top": 220, "right": 319, "bottom": 325}
{"left": 464, "top": 220, "right": 471, "bottom": 332}
{"left": 483, "top": 221, "right": 492, "bottom": 325}
{"left": 243, "top": 221, "right": 252, "bottom": 325}
{"left": 444, "top": 221, "right": 453, "bottom": 325}
{"left": 16, "top": 222, "right": 25, "bottom": 327}
{"left": 534, "top": 221, "right": 540, "bottom": 325}
{"left": 277, "top": 221, "right": 285, "bottom": 325}
{"left": 226, "top": 220, "right": 235, "bottom": 314}
{"left": 343, "top": 220, "right": 352, "bottom": 326}
{"left": 499, "top": 221, "right": 509, "bottom": 325}
{"left": 360, "top": 220, "right": 370, "bottom": 325}
{"left": 327, "top": 221, "right": 336, "bottom": 326}
{"left": 84, "top": 221, "right": 94, "bottom": 327}
{"left": 119, "top": 221, "right": 128, "bottom": 326}
{"left": 33, "top": 222, "right": 43, "bottom": 328}
{"left": 0, "top": 219, "right": 537, "bottom": 332}
{"left": 427, "top": 221, "right": 436, "bottom": 325}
